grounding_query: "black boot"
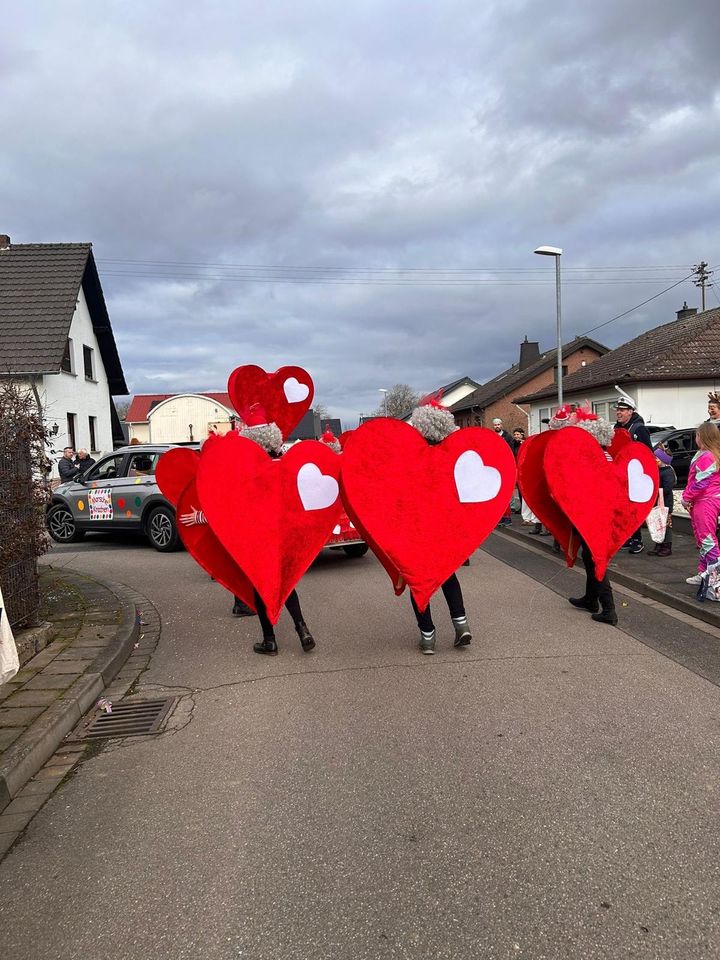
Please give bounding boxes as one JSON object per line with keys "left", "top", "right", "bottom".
{"left": 253, "top": 636, "right": 278, "bottom": 655}
{"left": 568, "top": 595, "right": 599, "bottom": 613}
{"left": 591, "top": 604, "right": 618, "bottom": 626}
{"left": 233, "top": 599, "right": 255, "bottom": 617}
{"left": 296, "top": 621, "right": 315, "bottom": 652}
{"left": 529, "top": 522, "right": 542, "bottom": 535}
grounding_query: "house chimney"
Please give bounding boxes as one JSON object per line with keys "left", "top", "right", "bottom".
{"left": 519, "top": 335, "right": 541, "bottom": 370}
{"left": 0, "top": 234, "right": 10, "bottom": 249}
{"left": 676, "top": 301, "right": 697, "bottom": 321}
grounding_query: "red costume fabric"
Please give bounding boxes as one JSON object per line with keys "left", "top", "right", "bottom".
{"left": 227, "top": 364, "right": 314, "bottom": 439}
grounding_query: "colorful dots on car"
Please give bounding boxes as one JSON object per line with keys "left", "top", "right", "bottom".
{"left": 117, "top": 498, "right": 126, "bottom": 509}
{"left": 125, "top": 510, "right": 132, "bottom": 518}
{"left": 77, "top": 500, "right": 85, "bottom": 511}
{"left": 134, "top": 496, "right": 142, "bottom": 506}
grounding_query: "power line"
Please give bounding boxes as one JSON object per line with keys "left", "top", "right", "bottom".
{"left": 580, "top": 273, "right": 695, "bottom": 336}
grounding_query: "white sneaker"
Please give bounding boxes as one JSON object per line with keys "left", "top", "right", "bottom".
{"left": 686, "top": 573, "right": 703, "bottom": 585}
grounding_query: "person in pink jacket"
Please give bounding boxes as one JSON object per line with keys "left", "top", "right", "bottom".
{"left": 682, "top": 422, "right": 720, "bottom": 600}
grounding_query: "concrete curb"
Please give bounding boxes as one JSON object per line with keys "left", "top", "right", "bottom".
{"left": 493, "top": 525, "right": 720, "bottom": 630}
{"left": 0, "top": 577, "right": 140, "bottom": 812}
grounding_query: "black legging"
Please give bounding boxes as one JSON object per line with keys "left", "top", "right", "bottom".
{"left": 411, "top": 573, "right": 465, "bottom": 632}
{"left": 580, "top": 542, "right": 614, "bottom": 610}
{"left": 659, "top": 465, "right": 675, "bottom": 544}
{"left": 254, "top": 590, "right": 304, "bottom": 638}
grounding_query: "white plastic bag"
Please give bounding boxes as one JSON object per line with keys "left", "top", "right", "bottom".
{"left": 645, "top": 492, "right": 669, "bottom": 544}
{"left": 0, "top": 585, "right": 19, "bottom": 685}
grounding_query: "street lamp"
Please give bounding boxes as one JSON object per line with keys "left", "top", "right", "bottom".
{"left": 533, "top": 245, "right": 563, "bottom": 407}
{"left": 379, "top": 388, "right": 388, "bottom": 417}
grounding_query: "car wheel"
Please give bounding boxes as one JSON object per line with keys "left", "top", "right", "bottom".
{"left": 47, "top": 504, "right": 85, "bottom": 544}
{"left": 342, "top": 543, "right": 369, "bottom": 558}
{"left": 146, "top": 506, "right": 180, "bottom": 552}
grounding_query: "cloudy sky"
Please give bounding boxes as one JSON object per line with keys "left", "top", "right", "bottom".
{"left": 3, "top": 0, "right": 719, "bottom": 426}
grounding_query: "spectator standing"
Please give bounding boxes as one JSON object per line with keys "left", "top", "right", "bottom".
{"left": 58, "top": 447, "right": 79, "bottom": 482}
{"left": 707, "top": 391, "right": 720, "bottom": 427}
{"left": 613, "top": 395, "right": 653, "bottom": 554}
{"left": 492, "top": 418, "right": 514, "bottom": 526}
{"left": 74, "top": 449, "right": 96, "bottom": 475}
{"left": 682, "top": 422, "right": 720, "bottom": 596}
{"left": 648, "top": 446, "right": 675, "bottom": 557}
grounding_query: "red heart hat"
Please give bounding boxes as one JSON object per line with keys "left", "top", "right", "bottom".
{"left": 227, "top": 365, "right": 314, "bottom": 439}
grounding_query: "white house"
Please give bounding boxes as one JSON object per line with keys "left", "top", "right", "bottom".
{"left": 0, "top": 236, "right": 127, "bottom": 475}
{"left": 516, "top": 303, "right": 720, "bottom": 433}
{"left": 126, "top": 392, "right": 235, "bottom": 443}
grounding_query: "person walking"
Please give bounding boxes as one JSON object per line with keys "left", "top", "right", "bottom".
{"left": 613, "top": 394, "right": 653, "bottom": 554}
{"left": 648, "top": 446, "right": 675, "bottom": 557}
{"left": 682, "top": 422, "right": 720, "bottom": 599}
{"left": 407, "top": 397, "right": 472, "bottom": 655}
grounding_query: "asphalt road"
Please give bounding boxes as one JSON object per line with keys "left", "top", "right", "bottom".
{"left": 1, "top": 533, "right": 719, "bottom": 959}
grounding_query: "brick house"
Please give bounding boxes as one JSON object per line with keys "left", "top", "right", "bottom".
{"left": 450, "top": 336, "right": 608, "bottom": 432}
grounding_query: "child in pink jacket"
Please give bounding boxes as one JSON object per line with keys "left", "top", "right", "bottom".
{"left": 682, "top": 422, "right": 720, "bottom": 598}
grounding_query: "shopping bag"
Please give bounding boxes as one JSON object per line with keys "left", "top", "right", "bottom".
{"left": 645, "top": 492, "right": 669, "bottom": 544}
{"left": 0, "top": 586, "right": 19, "bottom": 685}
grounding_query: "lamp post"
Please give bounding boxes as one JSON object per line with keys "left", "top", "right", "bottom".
{"left": 533, "top": 245, "right": 563, "bottom": 407}
{"left": 379, "top": 388, "right": 388, "bottom": 417}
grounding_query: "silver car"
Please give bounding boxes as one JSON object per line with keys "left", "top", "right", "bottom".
{"left": 46, "top": 444, "right": 187, "bottom": 551}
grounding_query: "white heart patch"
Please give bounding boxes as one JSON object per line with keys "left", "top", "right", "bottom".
{"left": 283, "top": 377, "right": 310, "bottom": 403}
{"left": 627, "top": 458, "right": 654, "bottom": 503}
{"left": 297, "top": 462, "right": 339, "bottom": 511}
{"left": 454, "top": 450, "right": 502, "bottom": 503}
{"left": 332, "top": 524, "right": 342, "bottom": 535}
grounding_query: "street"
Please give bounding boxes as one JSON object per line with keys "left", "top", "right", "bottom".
{"left": 1, "top": 536, "right": 719, "bottom": 959}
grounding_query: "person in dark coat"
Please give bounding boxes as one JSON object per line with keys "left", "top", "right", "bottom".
{"left": 492, "top": 418, "right": 514, "bottom": 526}
{"left": 613, "top": 394, "right": 653, "bottom": 554}
{"left": 58, "top": 447, "right": 79, "bottom": 482}
{"left": 74, "top": 449, "right": 96, "bottom": 475}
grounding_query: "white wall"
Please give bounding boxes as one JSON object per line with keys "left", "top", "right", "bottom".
{"left": 128, "top": 422, "right": 151, "bottom": 443}
{"left": 148, "top": 395, "right": 232, "bottom": 443}
{"left": 33, "top": 289, "right": 115, "bottom": 476}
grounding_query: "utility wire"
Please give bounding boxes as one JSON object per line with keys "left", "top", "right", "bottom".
{"left": 580, "top": 273, "right": 695, "bottom": 335}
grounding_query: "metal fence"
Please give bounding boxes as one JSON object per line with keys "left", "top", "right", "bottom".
{"left": 0, "top": 426, "right": 41, "bottom": 628}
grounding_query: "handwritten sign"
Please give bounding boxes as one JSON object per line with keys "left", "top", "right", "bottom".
{"left": 88, "top": 487, "right": 113, "bottom": 520}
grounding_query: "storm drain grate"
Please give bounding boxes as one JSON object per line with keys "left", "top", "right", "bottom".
{"left": 71, "top": 698, "right": 176, "bottom": 740}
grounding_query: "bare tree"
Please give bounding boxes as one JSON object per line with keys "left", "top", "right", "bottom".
{"left": 372, "top": 384, "right": 421, "bottom": 418}
{"left": 114, "top": 398, "right": 131, "bottom": 421}
{"left": 313, "top": 402, "right": 330, "bottom": 422}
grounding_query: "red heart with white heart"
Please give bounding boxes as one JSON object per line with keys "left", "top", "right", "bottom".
{"left": 197, "top": 433, "right": 342, "bottom": 623}
{"left": 543, "top": 427, "right": 659, "bottom": 579}
{"left": 227, "top": 364, "right": 314, "bottom": 439}
{"left": 340, "top": 420, "right": 516, "bottom": 610}
{"left": 155, "top": 447, "right": 256, "bottom": 609}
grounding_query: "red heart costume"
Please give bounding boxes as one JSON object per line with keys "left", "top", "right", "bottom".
{"left": 197, "top": 432, "right": 342, "bottom": 624}
{"left": 155, "top": 447, "right": 256, "bottom": 610}
{"left": 340, "top": 418, "right": 516, "bottom": 611}
{"left": 227, "top": 365, "right": 314, "bottom": 439}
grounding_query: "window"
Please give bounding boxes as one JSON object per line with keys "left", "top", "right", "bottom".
{"left": 86, "top": 455, "right": 124, "bottom": 481}
{"left": 127, "top": 452, "right": 159, "bottom": 477}
{"left": 66, "top": 413, "right": 77, "bottom": 449}
{"left": 539, "top": 407, "right": 551, "bottom": 431}
{"left": 61, "top": 338, "right": 74, "bottom": 374}
{"left": 552, "top": 364, "right": 569, "bottom": 382}
{"left": 83, "top": 345, "right": 95, "bottom": 380}
{"left": 592, "top": 399, "right": 616, "bottom": 421}
{"left": 88, "top": 416, "right": 97, "bottom": 452}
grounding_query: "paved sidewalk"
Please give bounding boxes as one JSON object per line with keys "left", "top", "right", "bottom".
{"left": 499, "top": 516, "right": 720, "bottom": 629}
{"left": 0, "top": 567, "right": 141, "bottom": 818}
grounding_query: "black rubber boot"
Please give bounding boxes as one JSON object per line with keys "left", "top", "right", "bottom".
{"left": 568, "top": 595, "right": 599, "bottom": 613}
{"left": 296, "top": 621, "right": 316, "bottom": 652}
{"left": 233, "top": 599, "right": 255, "bottom": 617}
{"left": 591, "top": 605, "right": 618, "bottom": 626}
{"left": 253, "top": 636, "right": 278, "bottom": 655}
{"left": 529, "top": 523, "right": 542, "bottom": 535}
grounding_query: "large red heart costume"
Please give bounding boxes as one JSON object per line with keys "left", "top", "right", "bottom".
{"left": 543, "top": 427, "right": 659, "bottom": 579}
{"left": 517, "top": 434, "right": 580, "bottom": 567}
{"left": 155, "top": 448, "right": 256, "bottom": 610}
{"left": 197, "top": 433, "right": 342, "bottom": 623}
{"left": 340, "top": 420, "right": 516, "bottom": 611}
{"left": 227, "top": 364, "right": 314, "bottom": 439}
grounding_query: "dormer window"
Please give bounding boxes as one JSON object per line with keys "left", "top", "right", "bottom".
{"left": 83, "top": 344, "right": 95, "bottom": 380}
{"left": 61, "top": 338, "right": 74, "bottom": 373}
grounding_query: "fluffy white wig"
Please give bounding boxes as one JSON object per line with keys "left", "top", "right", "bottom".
{"left": 240, "top": 422, "right": 284, "bottom": 454}
{"left": 409, "top": 404, "right": 459, "bottom": 443}
{"left": 576, "top": 417, "right": 615, "bottom": 447}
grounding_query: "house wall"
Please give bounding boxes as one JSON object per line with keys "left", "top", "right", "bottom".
{"left": 26, "top": 289, "right": 114, "bottom": 477}
{"left": 457, "top": 346, "right": 603, "bottom": 432}
{"left": 148, "top": 395, "right": 233, "bottom": 443}
{"left": 128, "top": 422, "right": 151, "bottom": 443}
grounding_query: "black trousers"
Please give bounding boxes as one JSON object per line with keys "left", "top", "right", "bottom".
{"left": 254, "top": 590, "right": 303, "bottom": 638}
{"left": 411, "top": 573, "right": 465, "bottom": 632}
{"left": 580, "top": 542, "right": 614, "bottom": 610}
{"left": 659, "top": 466, "right": 675, "bottom": 544}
